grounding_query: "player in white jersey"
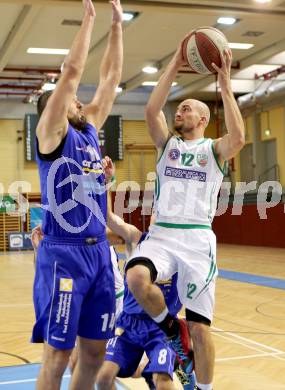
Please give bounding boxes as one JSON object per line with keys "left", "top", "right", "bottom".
{"left": 125, "top": 36, "right": 245, "bottom": 390}
{"left": 97, "top": 156, "right": 196, "bottom": 390}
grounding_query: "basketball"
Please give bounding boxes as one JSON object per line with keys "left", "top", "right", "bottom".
{"left": 182, "top": 27, "right": 229, "bottom": 74}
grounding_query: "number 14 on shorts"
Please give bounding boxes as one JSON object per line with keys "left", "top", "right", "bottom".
{"left": 101, "top": 313, "right": 116, "bottom": 332}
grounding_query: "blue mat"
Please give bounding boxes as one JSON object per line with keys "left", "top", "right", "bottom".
{"left": 0, "top": 364, "right": 127, "bottom": 389}
{"left": 218, "top": 269, "right": 285, "bottom": 290}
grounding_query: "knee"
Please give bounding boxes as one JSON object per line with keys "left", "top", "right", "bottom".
{"left": 126, "top": 264, "right": 151, "bottom": 296}
{"left": 82, "top": 347, "right": 105, "bottom": 368}
{"left": 154, "top": 373, "right": 173, "bottom": 390}
{"left": 77, "top": 339, "right": 106, "bottom": 371}
{"left": 97, "top": 370, "right": 115, "bottom": 390}
{"left": 69, "top": 348, "right": 78, "bottom": 373}
{"left": 189, "top": 322, "right": 210, "bottom": 347}
{"left": 42, "top": 348, "right": 71, "bottom": 378}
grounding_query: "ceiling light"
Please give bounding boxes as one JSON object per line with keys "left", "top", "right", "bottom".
{"left": 142, "top": 81, "right": 177, "bottom": 87}
{"left": 116, "top": 86, "right": 123, "bottom": 93}
{"left": 217, "top": 17, "right": 237, "bottom": 25}
{"left": 142, "top": 81, "right": 158, "bottom": 86}
{"left": 27, "top": 48, "right": 69, "bottom": 55}
{"left": 264, "top": 129, "right": 271, "bottom": 137}
{"left": 42, "top": 82, "right": 56, "bottom": 91}
{"left": 142, "top": 66, "right": 158, "bottom": 74}
{"left": 255, "top": 0, "right": 271, "bottom": 3}
{"left": 123, "top": 12, "right": 135, "bottom": 21}
{"left": 229, "top": 42, "right": 254, "bottom": 50}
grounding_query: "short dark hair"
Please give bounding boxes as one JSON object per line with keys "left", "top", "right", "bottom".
{"left": 37, "top": 90, "right": 53, "bottom": 118}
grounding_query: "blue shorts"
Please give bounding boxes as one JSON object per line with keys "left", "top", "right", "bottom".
{"left": 105, "top": 312, "right": 176, "bottom": 379}
{"left": 32, "top": 235, "right": 115, "bottom": 350}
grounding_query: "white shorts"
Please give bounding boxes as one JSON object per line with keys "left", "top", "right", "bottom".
{"left": 127, "top": 224, "right": 218, "bottom": 322}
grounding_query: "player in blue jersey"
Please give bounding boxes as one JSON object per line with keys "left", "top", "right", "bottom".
{"left": 31, "top": 224, "right": 124, "bottom": 377}
{"left": 32, "top": 0, "right": 123, "bottom": 389}
{"left": 95, "top": 157, "right": 196, "bottom": 390}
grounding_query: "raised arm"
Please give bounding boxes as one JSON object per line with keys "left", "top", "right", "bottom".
{"left": 212, "top": 49, "right": 245, "bottom": 162}
{"left": 36, "top": 0, "right": 95, "bottom": 154}
{"left": 85, "top": 0, "right": 123, "bottom": 130}
{"left": 102, "top": 156, "right": 142, "bottom": 244}
{"left": 145, "top": 38, "right": 186, "bottom": 152}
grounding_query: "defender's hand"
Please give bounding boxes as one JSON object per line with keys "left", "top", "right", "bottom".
{"left": 83, "top": 0, "right": 96, "bottom": 18}
{"left": 110, "top": 0, "right": 123, "bottom": 24}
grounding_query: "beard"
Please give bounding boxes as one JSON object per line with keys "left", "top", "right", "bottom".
{"left": 68, "top": 113, "right": 87, "bottom": 131}
{"left": 174, "top": 122, "right": 194, "bottom": 135}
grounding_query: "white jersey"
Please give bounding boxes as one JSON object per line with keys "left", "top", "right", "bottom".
{"left": 154, "top": 136, "right": 224, "bottom": 227}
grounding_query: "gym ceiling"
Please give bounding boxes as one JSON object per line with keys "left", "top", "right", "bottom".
{"left": 0, "top": 0, "right": 285, "bottom": 102}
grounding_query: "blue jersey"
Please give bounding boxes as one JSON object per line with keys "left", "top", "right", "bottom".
{"left": 123, "top": 233, "right": 182, "bottom": 316}
{"left": 36, "top": 123, "right": 107, "bottom": 237}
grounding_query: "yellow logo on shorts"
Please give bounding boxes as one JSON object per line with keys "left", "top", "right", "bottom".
{"left": 115, "top": 327, "right": 125, "bottom": 336}
{"left": 59, "top": 278, "right": 73, "bottom": 292}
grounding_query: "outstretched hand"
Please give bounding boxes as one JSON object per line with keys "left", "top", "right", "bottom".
{"left": 83, "top": 0, "right": 96, "bottom": 18}
{"left": 110, "top": 0, "right": 123, "bottom": 24}
{"left": 211, "top": 48, "right": 232, "bottom": 90}
{"left": 102, "top": 156, "right": 115, "bottom": 183}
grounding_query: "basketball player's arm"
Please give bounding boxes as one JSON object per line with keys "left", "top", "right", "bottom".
{"left": 145, "top": 59, "right": 178, "bottom": 151}
{"left": 212, "top": 50, "right": 245, "bottom": 162}
{"left": 107, "top": 193, "right": 142, "bottom": 245}
{"left": 84, "top": 0, "right": 123, "bottom": 130}
{"left": 31, "top": 225, "right": 44, "bottom": 267}
{"left": 36, "top": 0, "right": 95, "bottom": 153}
{"left": 145, "top": 38, "right": 187, "bottom": 153}
{"left": 103, "top": 156, "right": 142, "bottom": 244}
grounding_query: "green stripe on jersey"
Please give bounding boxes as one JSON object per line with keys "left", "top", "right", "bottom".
{"left": 157, "top": 136, "right": 172, "bottom": 164}
{"left": 116, "top": 290, "right": 124, "bottom": 299}
{"left": 155, "top": 222, "right": 211, "bottom": 229}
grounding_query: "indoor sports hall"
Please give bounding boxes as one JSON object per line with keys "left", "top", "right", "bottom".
{"left": 0, "top": 0, "right": 284, "bottom": 389}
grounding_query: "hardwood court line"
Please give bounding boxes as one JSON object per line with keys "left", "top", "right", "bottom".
{"left": 216, "top": 352, "right": 285, "bottom": 362}
{"left": 0, "top": 303, "right": 33, "bottom": 308}
{"left": 213, "top": 326, "right": 285, "bottom": 362}
{"left": 213, "top": 327, "right": 285, "bottom": 353}
{"left": 0, "top": 374, "right": 71, "bottom": 386}
{"left": 213, "top": 331, "right": 277, "bottom": 357}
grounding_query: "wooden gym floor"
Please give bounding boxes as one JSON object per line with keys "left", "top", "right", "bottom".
{"left": 0, "top": 244, "right": 284, "bottom": 389}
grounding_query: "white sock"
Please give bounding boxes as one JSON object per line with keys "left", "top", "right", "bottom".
{"left": 196, "top": 383, "right": 213, "bottom": 390}
{"left": 152, "top": 307, "right": 169, "bottom": 323}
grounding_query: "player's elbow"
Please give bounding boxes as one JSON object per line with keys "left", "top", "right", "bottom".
{"left": 145, "top": 103, "right": 156, "bottom": 120}
{"left": 63, "top": 62, "right": 82, "bottom": 79}
{"left": 145, "top": 105, "right": 161, "bottom": 129}
{"left": 229, "top": 133, "right": 245, "bottom": 157}
{"left": 233, "top": 132, "right": 245, "bottom": 150}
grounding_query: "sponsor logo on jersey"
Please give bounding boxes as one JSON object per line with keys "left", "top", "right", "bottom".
{"left": 76, "top": 145, "right": 101, "bottom": 162}
{"left": 168, "top": 148, "right": 180, "bottom": 161}
{"left": 165, "top": 166, "right": 207, "bottom": 181}
{"left": 197, "top": 153, "right": 208, "bottom": 167}
{"left": 44, "top": 157, "right": 106, "bottom": 233}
